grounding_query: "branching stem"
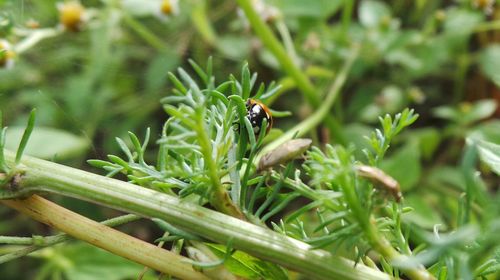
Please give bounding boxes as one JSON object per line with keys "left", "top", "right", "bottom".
{"left": 0, "top": 150, "right": 389, "bottom": 280}
{"left": 1, "top": 195, "right": 208, "bottom": 280}
{"left": 0, "top": 214, "right": 140, "bottom": 263}
{"left": 193, "top": 113, "right": 245, "bottom": 219}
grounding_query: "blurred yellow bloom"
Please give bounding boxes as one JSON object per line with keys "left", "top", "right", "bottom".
{"left": 473, "top": 0, "right": 495, "bottom": 15}
{"left": 0, "top": 39, "right": 15, "bottom": 69}
{"left": 57, "top": 1, "right": 86, "bottom": 32}
{"left": 157, "top": 0, "right": 179, "bottom": 21}
{"left": 161, "top": 0, "right": 179, "bottom": 15}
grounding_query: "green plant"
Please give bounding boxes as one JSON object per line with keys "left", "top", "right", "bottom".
{"left": 1, "top": 59, "right": 498, "bottom": 279}
{"left": 1, "top": 0, "right": 500, "bottom": 279}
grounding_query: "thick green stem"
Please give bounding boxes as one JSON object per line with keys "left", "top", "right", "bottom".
{"left": 0, "top": 150, "right": 389, "bottom": 280}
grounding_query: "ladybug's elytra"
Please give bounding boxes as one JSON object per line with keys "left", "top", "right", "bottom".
{"left": 246, "top": 99, "right": 273, "bottom": 137}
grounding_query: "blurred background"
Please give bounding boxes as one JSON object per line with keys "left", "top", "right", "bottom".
{"left": 0, "top": 0, "right": 499, "bottom": 279}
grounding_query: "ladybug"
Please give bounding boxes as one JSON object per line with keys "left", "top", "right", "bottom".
{"left": 246, "top": 99, "right": 273, "bottom": 137}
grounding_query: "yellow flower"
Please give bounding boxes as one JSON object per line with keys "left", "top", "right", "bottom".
{"left": 0, "top": 39, "right": 15, "bottom": 69}
{"left": 57, "top": 1, "right": 86, "bottom": 32}
{"left": 157, "top": 0, "right": 179, "bottom": 21}
{"left": 161, "top": 0, "right": 177, "bottom": 15}
{"left": 473, "top": 0, "right": 495, "bottom": 15}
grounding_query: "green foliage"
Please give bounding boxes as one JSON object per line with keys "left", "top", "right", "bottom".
{"left": 477, "top": 140, "right": 500, "bottom": 176}
{"left": 380, "top": 142, "right": 421, "bottom": 191}
{"left": 0, "top": 111, "right": 8, "bottom": 173}
{"left": 2, "top": 126, "right": 89, "bottom": 160}
{"left": 206, "top": 243, "right": 289, "bottom": 280}
{"left": 86, "top": 60, "right": 428, "bottom": 276}
{"left": 479, "top": 44, "right": 500, "bottom": 87}
{"left": 364, "top": 108, "right": 419, "bottom": 165}
{"left": 358, "top": 0, "right": 391, "bottom": 28}
{"left": 152, "top": 218, "right": 202, "bottom": 242}
{"left": 14, "top": 109, "right": 36, "bottom": 164}
{"left": 89, "top": 61, "right": 277, "bottom": 214}
{"left": 433, "top": 100, "right": 497, "bottom": 126}
{"left": 34, "top": 243, "right": 148, "bottom": 280}
{"left": 0, "top": 108, "right": 38, "bottom": 180}
{"left": 1, "top": 0, "right": 500, "bottom": 279}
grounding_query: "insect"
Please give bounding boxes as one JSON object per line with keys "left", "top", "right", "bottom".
{"left": 246, "top": 99, "right": 273, "bottom": 137}
{"left": 355, "top": 165, "right": 403, "bottom": 202}
{"left": 258, "top": 138, "right": 312, "bottom": 171}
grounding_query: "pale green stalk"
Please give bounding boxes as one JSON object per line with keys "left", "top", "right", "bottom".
{"left": 0, "top": 150, "right": 389, "bottom": 280}
{"left": 13, "top": 28, "right": 62, "bottom": 54}
{"left": 0, "top": 214, "right": 140, "bottom": 264}
{"left": 473, "top": 20, "right": 500, "bottom": 32}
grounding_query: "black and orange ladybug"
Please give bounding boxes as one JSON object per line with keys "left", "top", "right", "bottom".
{"left": 246, "top": 99, "right": 273, "bottom": 137}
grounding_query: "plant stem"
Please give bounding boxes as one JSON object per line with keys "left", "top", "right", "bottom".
{"left": 339, "top": 172, "right": 435, "bottom": 280}
{"left": 194, "top": 114, "right": 245, "bottom": 219}
{"left": 122, "top": 14, "right": 167, "bottom": 52}
{"left": 278, "top": 174, "right": 434, "bottom": 280}
{"left": 236, "top": 0, "right": 315, "bottom": 104}
{"left": 1, "top": 195, "right": 208, "bottom": 280}
{"left": 235, "top": 0, "right": 346, "bottom": 144}
{"left": 13, "top": 28, "right": 62, "bottom": 54}
{"left": 363, "top": 220, "right": 435, "bottom": 280}
{"left": 473, "top": 20, "right": 500, "bottom": 33}
{"left": 256, "top": 48, "right": 358, "bottom": 163}
{"left": 191, "top": 1, "right": 217, "bottom": 46}
{"left": 341, "top": 0, "right": 355, "bottom": 40}
{"left": 452, "top": 54, "right": 470, "bottom": 104}
{"left": 275, "top": 20, "right": 300, "bottom": 66}
{"left": 0, "top": 214, "right": 140, "bottom": 263}
{"left": 0, "top": 236, "right": 35, "bottom": 245}
{"left": 0, "top": 150, "right": 389, "bottom": 280}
